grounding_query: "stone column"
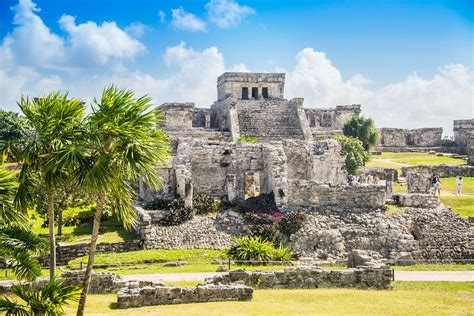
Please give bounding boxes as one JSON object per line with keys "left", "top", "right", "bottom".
{"left": 205, "top": 113, "right": 211, "bottom": 128}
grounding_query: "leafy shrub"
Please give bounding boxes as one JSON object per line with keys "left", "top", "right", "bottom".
{"left": 334, "top": 135, "right": 370, "bottom": 175}
{"left": 193, "top": 193, "right": 221, "bottom": 215}
{"left": 249, "top": 223, "right": 280, "bottom": 245}
{"left": 237, "top": 136, "right": 257, "bottom": 144}
{"left": 279, "top": 211, "right": 307, "bottom": 237}
{"left": 342, "top": 116, "right": 379, "bottom": 150}
{"left": 272, "top": 244, "right": 294, "bottom": 261}
{"left": 159, "top": 198, "right": 194, "bottom": 226}
{"left": 227, "top": 236, "right": 274, "bottom": 262}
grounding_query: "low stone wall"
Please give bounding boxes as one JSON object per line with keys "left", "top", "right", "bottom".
{"left": 358, "top": 167, "right": 398, "bottom": 182}
{"left": 286, "top": 181, "right": 386, "bottom": 210}
{"left": 395, "top": 194, "right": 441, "bottom": 208}
{"left": 401, "top": 165, "right": 474, "bottom": 178}
{"left": 206, "top": 267, "right": 393, "bottom": 290}
{"left": 37, "top": 240, "right": 142, "bottom": 267}
{"left": 117, "top": 282, "right": 253, "bottom": 309}
{"left": 0, "top": 271, "right": 131, "bottom": 294}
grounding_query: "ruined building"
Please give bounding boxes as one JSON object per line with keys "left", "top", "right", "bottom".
{"left": 139, "top": 72, "right": 385, "bottom": 209}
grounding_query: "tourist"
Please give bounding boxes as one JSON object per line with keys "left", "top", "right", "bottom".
{"left": 456, "top": 176, "right": 463, "bottom": 196}
{"left": 431, "top": 173, "right": 441, "bottom": 196}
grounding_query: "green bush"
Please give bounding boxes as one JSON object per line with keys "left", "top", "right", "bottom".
{"left": 193, "top": 193, "right": 221, "bottom": 215}
{"left": 273, "top": 244, "right": 294, "bottom": 261}
{"left": 279, "top": 211, "right": 307, "bottom": 237}
{"left": 227, "top": 236, "right": 295, "bottom": 262}
{"left": 227, "top": 236, "right": 274, "bottom": 262}
{"left": 159, "top": 199, "right": 194, "bottom": 226}
{"left": 334, "top": 135, "right": 370, "bottom": 175}
{"left": 237, "top": 136, "right": 257, "bottom": 144}
{"left": 143, "top": 198, "right": 169, "bottom": 210}
{"left": 342, "top": 116, "right": 379, "bottom": 150}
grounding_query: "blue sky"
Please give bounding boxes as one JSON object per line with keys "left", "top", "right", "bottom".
{"left": 0, "top": 0, "right": 472, "bottom": 133}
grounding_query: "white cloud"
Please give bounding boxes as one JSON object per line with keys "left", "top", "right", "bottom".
{"left": 205, "top": 0, "right": 255, "bottom": 28}
{"left": 0, "top": 0, "right": 145, "bottom": 71}
{"left": 59, "top": 15, "right": 145, "bottom": 67}
{"left": 171, "top": 7, "right": 207, "bottom": 32}
{"left": 285, "top": 48, "right": 473, "bottom": 134}
{"left": 125, "top": 22, "right": 147, "bottom": 38}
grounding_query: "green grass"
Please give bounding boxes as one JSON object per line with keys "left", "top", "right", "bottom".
{"left": 62, "top": 282, "right": 473, "bottom": 315}
{"left": 440, "top": 196, "right": 474, "bottom": 219}
{"left": 30, "top": 215, "right": 137, "bottom": 245}
{"left": 367, "top": 152, "right": 466, "bottom": 170}
{"left": 439, "top": 177, "right": 474, "bottom": 195}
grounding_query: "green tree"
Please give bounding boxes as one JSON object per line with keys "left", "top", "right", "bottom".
{"left": 335, "top": 135, "right": 370, "bottom": 175}
{"left": 0, "top": 168, "right": 47, "bottom": 281}
{"left": 342, "top": 116, "right": 379, "bottom": 151}
{"left": 0, "top": 110, "right": 32, "bottom": 162}
{"left": 15, "top": 93, "right": 85, "bottom": 279}
{"left": 72, "top": 86, "right": 170, "bottom": 315}
{"left": 0, "top": 277, "right": 80, "bottom": 315}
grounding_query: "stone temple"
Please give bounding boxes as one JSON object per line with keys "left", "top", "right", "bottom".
{"left": 139, "top": 72, "right": 384, "bottom": 210}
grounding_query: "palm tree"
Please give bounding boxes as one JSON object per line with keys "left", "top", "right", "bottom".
{"left": 0, "top": 277, "right": 80, "bottom": 315}
{"left": 73, "top": 86, "right": 170, "bottom": 315}
{"left": 343, "top": 116, "right": 379, "bottom": 151}
{"left": 15, "top": 93, "right": 85, "bottom": 279}
{"left": 0, "top": 168, "right": 47, "bottom": 281}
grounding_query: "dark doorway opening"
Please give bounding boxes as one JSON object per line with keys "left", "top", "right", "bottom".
{"left": 262, "top": 87, "right": 268, "bottom": 98}
{"left": 251, "top": 87, "right": 258, "bottom": 99}
{"left": 242, "top": 87, "right": 249, "bottom": 100}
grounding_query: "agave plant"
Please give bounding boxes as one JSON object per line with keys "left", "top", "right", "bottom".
{"left": 227, "top": 235, "right": 274, "bottom": 262}
{"left": 0, "top": 277, "right": 80, "bottom": 316}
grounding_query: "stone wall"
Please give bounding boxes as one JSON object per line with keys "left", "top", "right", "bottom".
{"left": 453, "top": 119, "right": 474, "bottom": 154}
{"left": 286, "top": 181, "right": 386, "bottom": 210}
{"left": 395, "top": 193, "right": 441, "bottom": 208}
{"left": 117, "top": 282, "right": 253, "bottom": 308}
{"left": 289, "top": 206, "right": 472, "bottom": 261}
{"left": 217, "top": 72, "right": 285, "bottom": 101}
{"left": 133, "top": 205, "right": 233, "bottom": 249}
{"left": 158, "top": 103, "right": 195, "bottom": 130}
{"left": 37, "top": 240, "right": 142, "bottom": 267}
{"left": 206, "top": 267, "right": 393, "bottom": 290}
{"left": 378, "top": 127, "right": 442, "bottom": 147}
{"left": 304, "top": 105, "right": 361, "bottom": 130}
{"left": 401, "top": 165, "right": 474, "bottom": 178}
{"left": 467, "top": 132, "right": 474, "bottom": 165}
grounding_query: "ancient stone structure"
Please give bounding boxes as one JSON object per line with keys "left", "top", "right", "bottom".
{"left": 453, "top": 119, "right": 474, "bottom": 154}
{"left": 395, "top": 193, "right": 441, "bottom": 208}
{"left": 467, "top": 132, "right": 474, "bottom": 165}
{"left": 117, "top": 282, "right": 253, "bottom": 309}
{"left": 287, "top": 206, "right": 472, "bottom": 261}
{"left": 378, "top": 127, "right": 443, "bottom": 150}
{"left": 139, "top": 72, "right": 368, "bottom": 210}
{"left": 358, "top": 167, "right": 398, "bottom": 198}
{"left": 346, "top": 249, "right": 386, "bottom": 268}
{"left": 206, "top": 267, "right": 393, "bottom": 290}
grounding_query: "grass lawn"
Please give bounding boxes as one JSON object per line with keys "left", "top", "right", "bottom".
{"left": 367, "top": 152, "right": 466, "bottom": 170}
{"left": 392, "top": 264, "right": 473, "bottom": 271}
{"left": 439, "top": 177, "right": 474, "bottom": 195}
{"left": 30, "top": 215, "right": 137, "bottom": 245}
{"left": 440, "top": 196, "right": 474, "bottom": 219}
{"left": 61, "top": 281, "right": 473, "bottom": 315}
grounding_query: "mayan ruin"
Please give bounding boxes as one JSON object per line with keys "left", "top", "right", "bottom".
{"left": 0, "top": 0, "right": 472, "bottom": 315}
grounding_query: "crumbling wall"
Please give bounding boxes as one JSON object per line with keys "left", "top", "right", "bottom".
{"left": 286, "top": 181, "right": 386, "bottom": 210}
{"left": 206, "top": 267, "right": 393, "bottom": 290}
{"left": 304, "top": 105, "right": 361, "bottom": 130}
{"left": 283, "top": 139, "right": 347, "bottom": 184}
{"left": 378, "top": 127, "right": 442, "bottom": 147}
{"left": 158, "top": 103, "right": 195, "bottom": 130}
{"left": 117, "top": 282, "right": 253, "bottom": 309}
{"left": 396, "top": 193, "right": 441, "bottom": 208}
{"left": 468, "top": 132, "right": 474, "bottom": 165}
{"left": 453, "top": 119, "right": 474, "bottom": 154}
{"left": 402, "top": 165, "right": 474, "bottom": 178}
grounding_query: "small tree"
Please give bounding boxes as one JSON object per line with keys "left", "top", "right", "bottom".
{"left": 335, "top": 135, "right": 370, "bottom": 175}
{"left": 0, "top": 110, "right": 32, "bottom": 162}
{"left": 342, "top": 116, "right": 379, "bottom": 151}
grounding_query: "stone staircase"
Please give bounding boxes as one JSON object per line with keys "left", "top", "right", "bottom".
{"left": 237, "top": 100, "right": 305, "bottom": 141}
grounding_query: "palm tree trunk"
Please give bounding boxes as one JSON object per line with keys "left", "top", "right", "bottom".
{"left": 76, "top": 191, "right": 104, "bottom": 316}
{"left": 47, "top": 188, "right": 56, "bottom": 279}
{"left": 57, "top": 209, "right": 63, "bottom": 236}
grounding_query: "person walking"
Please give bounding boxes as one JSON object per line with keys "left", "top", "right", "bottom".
{"left": 456, "top": 176, "right": 463, "bottom": 196}
{"left": 431, "top": 173, "right": 442, "bottom": 196}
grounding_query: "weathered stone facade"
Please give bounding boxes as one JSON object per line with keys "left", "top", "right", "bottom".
{"left": 206, "top": 267, "right": 393, "bottom": 290}
{"left": 403, "top": 165, "right": 474, "bottom": 194}
{"left": 453, "top": 119, "right": 474, "bottom": 154}
{"left": 378, "top": 127, "right": 443, "bottom": 149}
